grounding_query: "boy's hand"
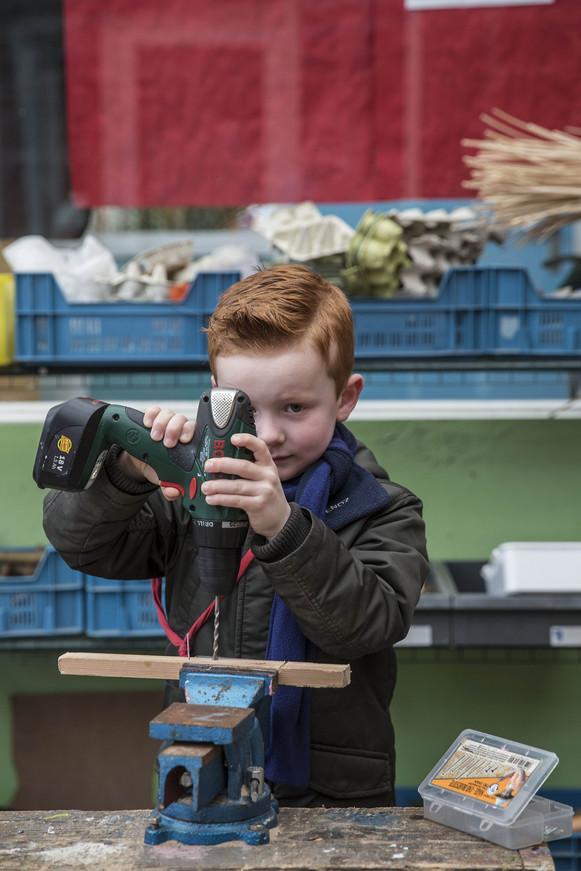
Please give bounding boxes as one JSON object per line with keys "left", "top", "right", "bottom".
{"left": 201, "top": 433, "right": 291, "bottom": 540}
{"left": 116, "top": 406, "right": 195, "bottom": 501}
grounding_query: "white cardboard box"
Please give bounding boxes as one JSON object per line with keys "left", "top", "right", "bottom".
{"left": 481, "top": 542, "right": 581, "bottom": 595}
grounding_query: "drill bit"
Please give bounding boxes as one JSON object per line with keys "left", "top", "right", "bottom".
{"left": 212, "top": 596, "right": 220, "bottom": 660}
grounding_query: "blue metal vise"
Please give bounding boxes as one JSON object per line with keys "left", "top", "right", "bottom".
{"left": 144, "top": 664, "right": 279, "bottom": 847}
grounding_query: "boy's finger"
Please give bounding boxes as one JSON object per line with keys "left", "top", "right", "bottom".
{"left": 143, "top": 406, "right": 161, "bottom": 428}
{"left": 160, "top": 485, "right": 181, "bottom": 501}
{"left": 230, "top": 433, "right": 272, "bottom": 464}
{"left": 179, "top": 420, "right": 196, "bottom": 443}
{"left": 202, "top": 478, "right": 258, "bottom": 497}
{"left": 163, "top": 414, "right": 189, "bottom": 447}
{"left": 203, "top": 493, "right": 254, "bottom": 510}
{"left": 150, "top": 409, "right": 176, "bottom": 440}
{"left": 204, "top": 457, "right": 262, "bottom": 479}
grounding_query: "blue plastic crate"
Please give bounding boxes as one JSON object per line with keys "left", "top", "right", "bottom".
{"left": 352, "top": 267, "right": 581, "bottom": 358}
{"left": 15, "top": 271, "right": 239, "bottom": 366}
{"left": 16, "top": 266, "right": 581, "bottom": 366}
{"left": 0, "top": 547, "right": 83, "bottom": 637}
{"left": 361, "top": 369, "right": 569, "bottom": 400}
{"left": 550, "top": 833, "right": 581, "bottom": 871}
{"left": 85, "top": 576, "right": 164, "bottom": 637}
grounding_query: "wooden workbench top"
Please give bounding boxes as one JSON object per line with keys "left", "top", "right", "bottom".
{"left": 0, "top": 807, "right": 554, "bottom": 870}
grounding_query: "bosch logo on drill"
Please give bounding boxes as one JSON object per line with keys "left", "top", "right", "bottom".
{"left": 212, "top": 439, "right": 225, "bottom": 458}
{"left": 57, "top": 435, "right": 73, "bottom": 454}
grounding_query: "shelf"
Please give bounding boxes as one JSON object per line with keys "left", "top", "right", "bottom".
{"left": 401, "top": 591, "right": 581, "bottom": 649}
{"left": 450, "top": 593, "right": 581, "bottom": 648}
{"left": 0, "top": 635, "right": 167, "bottom": 652}
{"left": 3, "top": 356, "right": 581, "bottom": 377}
{"left": 3, "top": 398, "right": 581, "bottom": 423}
{"left": 398, "top": 560, "right": 581, "bottom": 648}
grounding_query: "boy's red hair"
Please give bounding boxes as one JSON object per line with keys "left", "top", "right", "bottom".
{"left": 206, "top": 265, "right": 354, "bottom": 395}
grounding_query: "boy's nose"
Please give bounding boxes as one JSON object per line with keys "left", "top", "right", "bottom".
{"left": 256, "top": 415, "right": 285, "bottom": 447}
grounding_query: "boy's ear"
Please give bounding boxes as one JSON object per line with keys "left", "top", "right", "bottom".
{"left": 337, "top": 373, "right": 364, "bottom": 421}
{"left": 210, "top": 374, "right": 217, "bottom": 388}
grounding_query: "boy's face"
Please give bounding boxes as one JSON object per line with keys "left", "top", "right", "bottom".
{"left": 214, "top": 338, "right": 362, "bottom": 481}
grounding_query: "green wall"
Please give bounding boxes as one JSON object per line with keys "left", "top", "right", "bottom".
{"left": 6, "top": 419, "right": 581, "bottom": 555}
{"left": 350, "top": 419, "right": 581, "bottom": 560}
{"left": 1, "top": 419, "right": 581, "bottom": 804}
{"left": 393, "top": 649, "right": 581, "bottom": 790}
{"left": 2, "top": 423, "right": 45, "bottom": 548}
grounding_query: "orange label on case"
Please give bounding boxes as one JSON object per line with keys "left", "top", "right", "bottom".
{"left": 432, "top": 773, "right": 526, "bottom": 806}
{"left": 431, "top": 739, "right": 539, "bottom": 809}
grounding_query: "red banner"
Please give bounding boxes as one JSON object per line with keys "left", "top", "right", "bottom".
{"left": 64, "top": 0, "right": 581, "bottom": 206}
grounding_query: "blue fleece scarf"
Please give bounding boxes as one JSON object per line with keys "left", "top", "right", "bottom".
{"left": 264, "top": 422, "right": 391, "bottom": 788}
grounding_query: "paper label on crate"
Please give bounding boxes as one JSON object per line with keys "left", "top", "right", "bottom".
{"left": 430, "top": 738, "right": 540, "bottom": 808}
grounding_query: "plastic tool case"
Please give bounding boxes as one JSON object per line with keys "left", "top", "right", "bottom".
{"left": 419, "top": 729, "right": 573, "bottom": 850}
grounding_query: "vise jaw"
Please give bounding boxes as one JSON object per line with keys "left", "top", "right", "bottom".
{"left": 144, "top": 665, "right": 279, "bottom": 847}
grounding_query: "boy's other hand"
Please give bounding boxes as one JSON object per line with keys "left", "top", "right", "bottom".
{"left": 201, "top": 433, "right": 291, "bottom": 540}
{"left": 117, "top": 406, "right": 195, "bottom": 501}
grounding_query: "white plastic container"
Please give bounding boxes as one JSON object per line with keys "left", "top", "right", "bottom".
{"left": 418, "top": 729, "right": 573, "bottom": 850}
{"left": 270, "top": 215, "right": 354, "bottom": 261}
{"left": 481, "top": 542, "right": 581, "bottom": 595}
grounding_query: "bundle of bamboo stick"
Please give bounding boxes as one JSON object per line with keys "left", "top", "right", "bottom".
{"left": 462, "top": 108, "right": 581, "bottom": 239}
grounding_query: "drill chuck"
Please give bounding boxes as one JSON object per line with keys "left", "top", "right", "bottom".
{"left": 193, "top": 518, "right": 248, "bottom": 596}
{"left": 197, "top": 547, "right": 241, "bottom": 597}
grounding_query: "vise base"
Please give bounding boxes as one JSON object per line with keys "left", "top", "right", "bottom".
{"left": 146, "top": 668, "right": 279, "bottom": 847}
{"left": 145, "top": 799, "right": 278, "bottom": 846}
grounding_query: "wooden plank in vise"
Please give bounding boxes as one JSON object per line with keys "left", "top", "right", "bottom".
{"left": 58, "top": 653, "right": 351, "bottom": 688}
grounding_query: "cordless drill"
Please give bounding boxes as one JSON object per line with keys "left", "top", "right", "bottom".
{"left": 33, "top": 389, "right": 256, "bottom": 656}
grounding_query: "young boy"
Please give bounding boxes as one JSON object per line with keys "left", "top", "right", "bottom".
{"left": 43, "top": 264, "right": 428, "bottom": 807}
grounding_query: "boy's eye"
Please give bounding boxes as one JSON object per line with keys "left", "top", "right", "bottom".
{"left": 286, "top": 403, "right": 303, "bottom": 414}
